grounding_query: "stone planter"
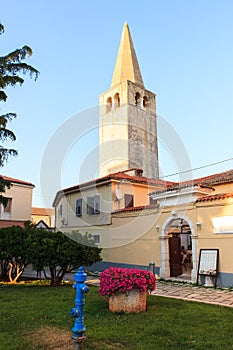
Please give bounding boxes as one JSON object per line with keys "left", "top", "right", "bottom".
{"left": 108, "top": 289, "right": 147, "bottom": 313}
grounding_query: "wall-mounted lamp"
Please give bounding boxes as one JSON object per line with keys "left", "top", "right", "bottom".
{"left": 196, "top": 222, "right": 202, "bottom": 228}
{"left": 155, "top": 225, "right": 160, "bottom": 231}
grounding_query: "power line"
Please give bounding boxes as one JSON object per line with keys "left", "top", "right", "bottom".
{"left": 161, "top": 157, "right": 233, "bottom": 179}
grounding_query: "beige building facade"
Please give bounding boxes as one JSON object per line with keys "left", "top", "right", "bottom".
{"left": 54, "top": 168, "right": 233, "bottom": 287}
{"left": 0, "top": 175, "right": 34, "bottom": 227}
{"left": 148, "top": 170, "right": 233, "bottom": 287}
{"left": 53, "top": 169, "right": 170, "bottom": 250}
{"left": 88, "top": 170, "right": 233, "bottom": 288}
{"left": 31, "top": 207, "right": 55, "bottom": 228}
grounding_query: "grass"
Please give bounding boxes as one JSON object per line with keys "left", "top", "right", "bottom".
{"left": 0, "top": 282, "right": 233, "bottom": 349}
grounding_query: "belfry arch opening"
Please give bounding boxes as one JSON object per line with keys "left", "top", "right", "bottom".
{"left": 106, "top": 97, "right": 112, "bottom": 112}
{"left": 165, "top": 218, "right": 193, "bottom": 280}
{"left": 135, "top": 92, "right": 141, "bottom": 106}
{"left": 114, "top": 93, "right": 120, "bottom": 108}
{"left": 143, "top": 95, "right": 149, "bottom": 108}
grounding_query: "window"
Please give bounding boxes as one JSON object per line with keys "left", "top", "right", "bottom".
{"left": 87, "top": 195, "right": 100, "bottom": 215}
{"left": 93, "top": 234, "right": 100, "bottom": 244}
{"left": 87, "top": 197, "right": 94, "bottom": 215}
{"left": 124, "top": 194, "right": 134, "bottom": 208}
{"left": 143, "top": 95, "right": 149, "bottom": 108}
{"left": 106, "top": 97, "right": 112, "bottom": 112}
{"left": 76, "top": 198, "right": 82, "bottom": 217}
{"left": 135, "top": 92, "right": 141, "bottom": 106}
{"left": 58, "top": 204, "right": 62, "bottom": 217}
{"left": 1, "top": 198, "right": 12, "bottom": 219}
{"left": 114, "top": 93, "right": 120, "bottom": 108}
{"left": 4, "top": 198, "right": 12, "bottom": 213}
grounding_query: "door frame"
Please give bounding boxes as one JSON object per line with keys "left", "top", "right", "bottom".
{"left": 160, "top": 213, "right": 198, "bottom": 282}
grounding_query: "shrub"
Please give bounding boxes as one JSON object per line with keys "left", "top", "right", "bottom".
{"left": 99, "top": 267, "right": 156, "bottom": 297}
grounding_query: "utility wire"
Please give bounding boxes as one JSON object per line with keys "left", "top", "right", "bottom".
{"left": 161, "top": 157, "right": 233, "bottom": 179}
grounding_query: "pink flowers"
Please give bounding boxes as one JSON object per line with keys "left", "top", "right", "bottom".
{"left": 99, "top": 267, "right": 156, "bottom": 297}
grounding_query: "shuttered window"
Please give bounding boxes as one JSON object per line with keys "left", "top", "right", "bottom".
{"left": 76, "top": 198, "right": 82, "bottom": 217}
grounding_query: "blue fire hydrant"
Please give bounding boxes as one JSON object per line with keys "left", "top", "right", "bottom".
{"left": 70, "top": 266, "right": 89, "bottom": 346}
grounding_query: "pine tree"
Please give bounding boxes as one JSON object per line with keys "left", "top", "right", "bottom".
{"left": 0, "top": 23, "right": 39, "bottom": 202}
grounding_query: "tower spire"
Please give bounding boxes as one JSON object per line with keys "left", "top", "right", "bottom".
{"left": 111, "top": 23, "right": 144, "bottom": 88}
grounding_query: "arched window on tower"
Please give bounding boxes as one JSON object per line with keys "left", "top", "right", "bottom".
{"left": 106, "top": 97, "right": 112, "bottom": 113}
{"left": 143, "top": 95, "right": 150, "bottom": 109}
{"left": 114, "top": 93, "right": 120, "bottom": 108}
{"left": 135, "top": 92, "right": 141, "bottom": 106}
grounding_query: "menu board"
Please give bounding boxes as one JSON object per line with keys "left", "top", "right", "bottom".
{"left": 197, "top": 249, "right": 219, "bottom": 287}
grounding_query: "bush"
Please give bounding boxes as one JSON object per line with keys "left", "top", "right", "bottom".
{"left": 99, "top": 267, "right": 156, "bottom": 297}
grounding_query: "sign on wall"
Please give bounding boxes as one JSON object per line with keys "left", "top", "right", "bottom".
{"left": 212, "top": 216, "right": 233, "bottom": 233}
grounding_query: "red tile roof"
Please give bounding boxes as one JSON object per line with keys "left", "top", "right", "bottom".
{"left": 31, "top": 207, "right": 55, "bottom": 216}
{"left": 196, "top": 192, "right": 233, "bottom": 203}
{"left": 0, "top": 175, "right": 34, "bottom": 187}
{"left": 113, "top": 203, "right": 159, "bottom": 214}
{"left": 53, "top": 168, "right": 233, "bottom": 206}
{"left": 181, "top": 169, "right": 233, "bottom": 187}
{"left": 151, "top": 169, "right": 233, "bottom": 195}
{"left": 62, "top": 171, "right": 174, "bottom": 193}
{"left": 53, "top": 169, "right": 174, "bottom": 206}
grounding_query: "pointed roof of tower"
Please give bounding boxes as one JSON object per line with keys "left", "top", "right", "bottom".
{"left": 111, "top": 23, "right": 144, "bottom": 88}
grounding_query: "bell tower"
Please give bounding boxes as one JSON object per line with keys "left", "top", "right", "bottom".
{"left": 99, "top": 23, "right": 159, "bottom": 178}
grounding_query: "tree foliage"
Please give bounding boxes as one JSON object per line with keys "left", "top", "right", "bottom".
{"left": 31, "top": 230, "right": 102, "bottom": 286}
{"left": 0, "top": 175, "right": 11, "bottom": 207}
{"left": 0, "top": 226, "right": 102, "bottom": 286}
{"left": 0, "top": 23, "right": 39, "bottom": 202}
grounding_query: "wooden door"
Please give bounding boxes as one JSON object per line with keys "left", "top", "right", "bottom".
{"left": 169, "top": 236, "right": 182, "bottom": 277}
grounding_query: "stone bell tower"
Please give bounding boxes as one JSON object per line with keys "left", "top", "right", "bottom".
{"left": 99, "top": 23, "right": 159, "bottom": 178}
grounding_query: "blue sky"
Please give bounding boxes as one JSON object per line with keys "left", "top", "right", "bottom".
{"left": 1, "top": 0, "right": 233, "bottom": 207}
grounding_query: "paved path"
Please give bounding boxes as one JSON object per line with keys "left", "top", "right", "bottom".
{"left": 23, "top": 269, "right": 233, "bottom": 308}
{"left": 87, "top": 278, "right": 233, "bottom": 308}
{"left": 151, "top": 280, "right": 233, "bottom": 308}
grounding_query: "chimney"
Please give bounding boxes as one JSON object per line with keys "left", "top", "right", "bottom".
{"left": 135, "top": 169, "right": 143, "bottom": 177}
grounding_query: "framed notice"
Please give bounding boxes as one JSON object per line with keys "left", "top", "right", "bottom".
{"left": 197, "top": 249, "right": 219, "bottom": 288}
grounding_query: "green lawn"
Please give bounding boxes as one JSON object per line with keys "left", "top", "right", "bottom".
{"left": 0, "top": 282, "right": 233, "bottom": 350}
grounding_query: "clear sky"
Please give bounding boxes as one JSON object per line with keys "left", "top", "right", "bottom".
{"left": 1, "top": 0, "right": 233, "bottom": 208}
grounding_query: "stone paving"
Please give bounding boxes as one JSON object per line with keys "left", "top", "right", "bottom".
{"left": 152, "top": 280, "right": 233, "bottom": 308}
{"left": 87, "top": 278, "right": 233, "bottom": 308}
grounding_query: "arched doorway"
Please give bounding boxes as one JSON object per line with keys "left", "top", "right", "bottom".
{"left": 160, "top": 214, "right": 198, "bottom": 282}
{"left": 168, "top": 218, "right": 192, "bottom": 279}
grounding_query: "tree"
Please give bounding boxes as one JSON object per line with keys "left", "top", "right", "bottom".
{"left": 0, "top": 23, "right": 39, "bottom": 203}
{"left": 0, "top": 225, "right": 102, "bottom": 285}
{"left": 0, "top": 176, "right": 11, "bottom": 207}
{"left": 0, "top": 225, "right": 34, "bottom": 283}
{"left": 30, "top": 230, "right": 102, "bottom": 286}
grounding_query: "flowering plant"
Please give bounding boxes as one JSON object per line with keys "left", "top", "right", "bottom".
{"left": 99, "top": 267, "right": 156, "bottom": 297}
